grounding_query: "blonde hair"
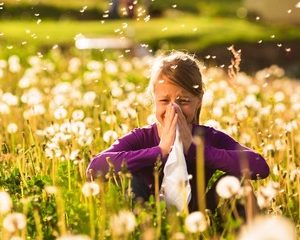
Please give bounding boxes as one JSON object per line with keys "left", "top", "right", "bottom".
{"left": 148, "top": 51, "right": 204, "bottom": 123}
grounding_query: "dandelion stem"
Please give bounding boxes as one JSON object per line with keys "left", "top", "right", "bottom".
{"left": 154, "top": 161, "right": 161, "bottom": 239}
{"left": 68, "top": 158, "right": 71, "bottom": 191}
{"left": 88, "top": 196, "right": 96, "bottom": 239}
{"left": 195, "top": 136, "right": 206, "bottom": 212}
{"left": 33, "top": 209, "right": 43, "bottom": 240}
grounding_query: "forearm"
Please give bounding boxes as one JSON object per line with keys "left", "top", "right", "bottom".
{"left": 87, "top": 146, "right": 163, "bottom": 177}
{"left": 185, "top": 143, "right": 269, "bottom": 179}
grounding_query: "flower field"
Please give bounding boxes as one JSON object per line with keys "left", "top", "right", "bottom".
{"left": 0, "top": 48, "right": 299, "bottom": 239}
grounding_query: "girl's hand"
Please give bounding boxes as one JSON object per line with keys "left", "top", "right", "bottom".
{"left": 158, "top": 104, "right": 178, "bottom": 157}
{"left": 173, "top": 104, "right": 193, "bottom": 154}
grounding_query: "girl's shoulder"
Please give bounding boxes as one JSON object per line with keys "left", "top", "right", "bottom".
{"left": 192, "top": 124, "right": 222, "bottom": 136}
{"left": 128, "top": 123, "right": 158, "bottom": 140}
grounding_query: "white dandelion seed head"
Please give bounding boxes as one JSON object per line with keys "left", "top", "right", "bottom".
{"left": 110, "top": 210, "right": 136, "bottom": 236}
{"left": 2, "top": 92, "right": 19, "bottom": 106}
{"left": 111, "top": 86, "right": 123, "bottom": 98}
{"left": 290, "top": 167, "right": 300, "bottom": 181}
{"left": 202, "top": 89, "right": 214, "bottom": 106}
{"left": 103, "top": 130, "right": 118, "bottom": 143}
{"left": 237, "top": 215, "right": 296, "bottom": 240}
{"left": 274, "top": 91, "right": 285, "bottom": 102}
{"left": 147, "top": 113, "right": 156, "bottom": 124}
{"left": 212, "top": 106, "right": 223, "bottom": 118}
{"left": 0, "top": 191, "right": 13, "bottom": 214}
{"left": 204, "top": 119, "right": 222, "bottom": 130}
{"left": 0, "top": 102, "right": 10, "bottom": 114}
{"left": 3, "top": 212, "right": 27, "bottom": 232}
{"left": 8, "top": 55, "right": 21, "bottom": 73}
{"left": 274, "top": 103, "right": 286, "bottom": 113}
{"left": 44, "top": 186, "right": 58, "bottom": 195}
{"left": 54, "top": 107, "right": 68, "bottom": 120}
{"left": 7, "top": 123, "right": 18, "bottom": 134}
{"left": 81, "top": 182, "right": 100, "bottom": 197}
{"left": 216, "top": 176, "right": 241, "bottom": 199}
{"left": 72, "top": 109, "right": 85, "bottom": 121}
{"left": 257, "top": 181, "right": 279, "bottom": 209}
{"left": 105, "top": 61, "right": 118, "bottom": 75}
{"left": 184, "top": 211, "right": 208, "bottom": 233}
{"left": 82, "top": 91, "right": 97, "bottom": 107}
{"left": 68, "top": 57, "right": 82, "bottom": 73}
{"left": 21, "top": 88, "right": 43, "bottom": 105}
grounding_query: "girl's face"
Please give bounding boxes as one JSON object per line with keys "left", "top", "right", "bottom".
{"left": 153, "top": 76, "right": 202, "bottom": 126}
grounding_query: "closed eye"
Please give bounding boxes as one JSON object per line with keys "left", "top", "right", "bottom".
{"left": 177, "top": 99, "right": 190, "bottom": 105}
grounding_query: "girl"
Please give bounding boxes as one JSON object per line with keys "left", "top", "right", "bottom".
{"left": 87, "top": 51, "right": 269, "bottom": 212}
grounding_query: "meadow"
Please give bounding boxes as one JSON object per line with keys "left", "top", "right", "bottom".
{"left": 0, "top": 45, "right": 299, "bottom": 239}
{"left": 1, "top": 2, "right": 300, "bottom": 239}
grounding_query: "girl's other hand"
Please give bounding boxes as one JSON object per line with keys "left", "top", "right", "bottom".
{"left": 158, "top": 104, "right": 178, "bottom": 157}
{"left": 173, "top": 103, "right": 193, "bottom": 154}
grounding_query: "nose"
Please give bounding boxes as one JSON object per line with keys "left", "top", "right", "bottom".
{"left": 171, "top": 102, "right": 182, "bottom": 113}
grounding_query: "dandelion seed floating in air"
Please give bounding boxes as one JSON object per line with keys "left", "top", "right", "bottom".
{"left": 80, "top": 5, "right": 88, "bottom": 13}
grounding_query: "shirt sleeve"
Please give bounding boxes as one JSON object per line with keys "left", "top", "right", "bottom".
{"left": 87, "top": 129, "right": 163, "bottom": 177}
{"left": 185, "top": 127, "right": 269, "bottom": 179}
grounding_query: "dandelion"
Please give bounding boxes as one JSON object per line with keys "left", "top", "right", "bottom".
{"left": 237, "top": 215, "right": 296, "bottom": 240}
{"left": 2, "top": 92, "right": 18, "bottom": 106}
{"left": 44, "top": 186, "right": 58, "bottom": 195}
{"left": 184, "top": 211, "right": 208, "bottom": 233}
{"left": 77, "top": 135, "right": 93, "bottom": 146}
{"left": 105, "top": 61, "right": 118, "bottom": 74}
{"left": 3, "top": 212, "right": 27, "bottom": 232}
{"left": 290, "top": 167, "right": 300, "bottom": 181}
{"left": 82, "top": 91, "right": 97, "bottom": 106}
{"left": 8, "top": 55, "right": 21, "bottom": 73}
{"left": 111, "top": 86, "right": 123, "bottom": 97}
{"left": 68, "top": 57, "right": 81, "bottom": 73}
{"left": 274, "top": 103, "right": 286, "bottom": 113}
{"left": 103, "top": 130, "right": 118, "bottom": 143}
{"left": 0, "top": 191, "right": 12, "bottom": 214}
{"left": 257, "top": 181, "right": 279, "bottom": 208}
{"left": 110, "top": 210, "right": 136, "bottom": 236}
{"left": 216, "top": 176, "right": 241, "bottom": 199}
{"left": 54, "top": 107, "right": 68, "bottom": 120}
{"left": 81, "top": 182, "right": 100, "bottom": 197}
{"left": 0, "top": 102, "right": 10, "bottom": 114}
{"left": 72, "top": 109, "right": 85, "bottom": 121}
{"left": 7, "top": 123, "right": 18, "bottom": 134}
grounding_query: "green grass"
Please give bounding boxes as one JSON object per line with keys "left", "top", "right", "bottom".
{"left": 1, "top": 16, "right": 300, "bottom": 55}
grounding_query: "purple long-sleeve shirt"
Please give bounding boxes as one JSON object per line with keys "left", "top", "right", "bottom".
{"left": 87, "top": 123, "right": 269, "bottom": 210}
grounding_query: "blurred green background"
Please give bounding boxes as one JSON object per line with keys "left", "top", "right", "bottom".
{"left": 1, "top": 0, "right": 300, "bottom": 76}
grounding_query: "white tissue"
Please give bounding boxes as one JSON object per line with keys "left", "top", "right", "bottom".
{"left": 161, "top": 126, "right": 191, "bottom": 211}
